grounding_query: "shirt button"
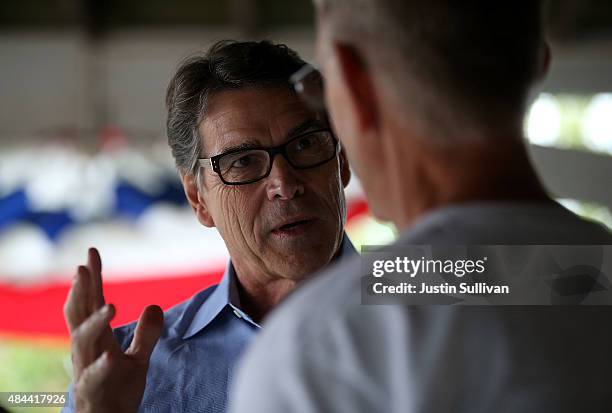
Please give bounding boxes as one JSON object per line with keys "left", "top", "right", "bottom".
{"left": 233, "top": 309, "right": 243, "bottom": 319}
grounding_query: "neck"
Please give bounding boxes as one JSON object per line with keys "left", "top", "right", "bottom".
{"left": 230, "top": 242, "right": 345, "bottom": 322}
{"left": 386, "top": 131, "right": 552, "bottom": 230}
{"left": 232, "top": 264, "right": 297, "bottom": 323}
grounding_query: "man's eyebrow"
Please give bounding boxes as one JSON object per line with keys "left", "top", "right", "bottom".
{"left": 284, "top": 118, "right": 326, "bottom": 140}
{"left": 209, "top": 119, "right": 326, "bottom": 157}
{"left": 212, "top": 139, "right": 262, "bottom": 156}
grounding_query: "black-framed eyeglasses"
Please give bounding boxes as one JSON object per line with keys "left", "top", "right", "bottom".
{"left": 290, "top": 64, "right": 326, "bottom": 113}
{"left": 198, "top": 128, "right": 339, "bottom": 185}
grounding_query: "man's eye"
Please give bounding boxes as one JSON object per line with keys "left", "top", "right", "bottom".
{"left": 231, "top": 155, "right": 254, "bottom": 168}
{"left": 296, "top": 136, "right": 315, "bottom": 150}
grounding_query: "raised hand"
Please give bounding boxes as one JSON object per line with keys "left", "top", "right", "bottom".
{"left": 63, "top": 248, "right": 164, "bottom": 413}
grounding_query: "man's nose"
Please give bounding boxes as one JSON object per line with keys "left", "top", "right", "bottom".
{"left": 266, "top": 155, "right": 305, "bottom": 201}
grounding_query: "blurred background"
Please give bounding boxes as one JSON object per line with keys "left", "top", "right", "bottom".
{"left": 0, "top": 1, "right": 611, "bottom": 411}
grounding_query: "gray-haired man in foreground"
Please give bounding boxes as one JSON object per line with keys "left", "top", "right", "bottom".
{"left": 230, "top": 1, "right": 612, "bottom": 412}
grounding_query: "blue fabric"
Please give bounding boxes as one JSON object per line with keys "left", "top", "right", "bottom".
{"left": 63, "top": 234, "right": 357, "bottom": 413}
{"left": 0, "top": 189, "right": 29, "bottom": 232}
{"left": 115, "top": 179, "right": 186, "bottom": 219}
{"left": 0, "top": 189, "right": 74, "bottom": 239}
{"left": 26, "top": 210, "right": 74, "bottom": 240}
{"left": 0, "top": 180, "right": 187, "bottom": 240}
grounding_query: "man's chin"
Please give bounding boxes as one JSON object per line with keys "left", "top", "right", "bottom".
{"left": 267, "top": 243, "right": 335, "bottom": 280}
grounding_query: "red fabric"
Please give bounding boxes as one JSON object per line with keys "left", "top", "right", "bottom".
{"left": 0, "top": 271, "right": 224, "bottom": 339}
{"left": 347, "top": 199, "right": 369, "bottom": 221}
{"left": 0, "top": 200, "right": 369, "bottom": 339}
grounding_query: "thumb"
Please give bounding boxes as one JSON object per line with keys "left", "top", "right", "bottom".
{"left": 126, "top": 305, "right": 164, "bottom": 363}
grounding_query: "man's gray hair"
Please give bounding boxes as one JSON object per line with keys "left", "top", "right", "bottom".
{"left": 316, "top": 0, "right": 546, "bottom": 139}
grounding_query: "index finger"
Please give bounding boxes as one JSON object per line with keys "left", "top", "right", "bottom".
{"left": 87, "top": 247, "right": 105, "bottom": 311}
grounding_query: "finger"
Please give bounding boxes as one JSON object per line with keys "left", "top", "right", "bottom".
{"left": 87, "top": 247, "right": 106, "bottom": 311}
{"left": 63, "top": 275, "right": 80, "bottom": 332}
{"left": 71, "top": 304, "right": 117, "bottom": 376}
{"left": 127, "top": 305, "right": 164, "bottom": 363}
{"left": 73, "top": 304, "right": 116, "bottom": 354}
{"left": 63, "top": 266, "right": 93, "bottom": 332}
{"left": 77, "top": 351, "right": 112, "bottom": 401}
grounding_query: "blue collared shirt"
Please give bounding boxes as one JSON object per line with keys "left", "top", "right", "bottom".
{"left": 64, "top": 234, "right": 356, "bottom": 413}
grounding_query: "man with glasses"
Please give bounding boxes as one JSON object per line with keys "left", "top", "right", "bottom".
{"left": 62, "top": 39, "right": 355, "bottom": 413}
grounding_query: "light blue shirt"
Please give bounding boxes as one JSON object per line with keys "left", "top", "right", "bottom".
{"left": 64, "top": 233, "right": 356, "bottom": 413}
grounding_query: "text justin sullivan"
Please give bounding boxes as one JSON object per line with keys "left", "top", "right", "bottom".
{"left": 372, "top": 282, "right": 510, "bottom": 295}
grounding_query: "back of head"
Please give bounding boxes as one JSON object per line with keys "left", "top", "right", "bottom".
{"left": 166, "top": 40, "right": 307, "bottom": 176}
{"left": 316, "top": 0, "right": 546, "bottom": 140}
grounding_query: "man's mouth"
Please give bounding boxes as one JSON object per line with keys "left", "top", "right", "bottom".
{"left": 271, "top": 217, "right": 317, "bottom": 237}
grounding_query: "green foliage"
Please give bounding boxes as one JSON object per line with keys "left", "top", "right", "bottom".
{"left": 0, "top": 337, "right": 71, "bottom": 413}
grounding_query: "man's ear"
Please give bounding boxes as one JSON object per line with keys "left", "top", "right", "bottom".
{"left": 339, "top": 144, "right": 351, "bottom": 188}
{"left": 333, "top": 42, "right": 379, "bottom": 132}
{"left": 182, "top": 173, "right": 215, "bottom": 228}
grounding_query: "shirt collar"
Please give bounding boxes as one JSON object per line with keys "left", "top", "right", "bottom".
{"left": 182, "top": 261, "right": 238, "bottom": 339}
{"left": 182, "top": 232, "right": 357, "bottom": 339}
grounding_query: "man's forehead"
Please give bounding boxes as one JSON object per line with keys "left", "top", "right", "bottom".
{"left": 199, "top": 88, "right": 317, "bottom": 152}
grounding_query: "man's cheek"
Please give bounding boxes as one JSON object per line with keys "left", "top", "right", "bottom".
{"left": 211, "top": 191, "right": 240, "bottom": 229}
{"left": 221, "top": 192, "right": 259, "bottom": 239}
